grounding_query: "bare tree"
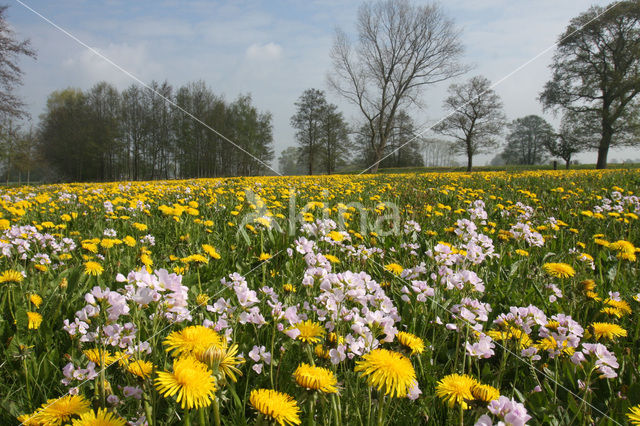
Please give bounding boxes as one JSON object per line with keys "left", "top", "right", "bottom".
{"left": 0, "top": 5, "right": 36, "bottom": 120}
{"left": 433, "top": 75, "right": 506, "bottom": 171}
{"left": 328, "top": 0, "right": 465, "bottom": 173}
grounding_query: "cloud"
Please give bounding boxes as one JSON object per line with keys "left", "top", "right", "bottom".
{"left": 61, "top": 42, "right": 162, "bottom": 89}
{"left": 245, "top": 42, "right": 283, "bottom": 62}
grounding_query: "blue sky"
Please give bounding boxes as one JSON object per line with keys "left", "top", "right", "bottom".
{"left": 10, "top": 0, "right": 634, "bottom": 168}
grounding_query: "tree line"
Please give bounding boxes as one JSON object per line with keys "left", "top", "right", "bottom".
{"left": 35, "top": 81, "right": 274, "bottom": 182}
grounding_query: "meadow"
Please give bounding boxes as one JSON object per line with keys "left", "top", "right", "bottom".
{"left": 0, "top": 169, "right": 639, "bottom": 425}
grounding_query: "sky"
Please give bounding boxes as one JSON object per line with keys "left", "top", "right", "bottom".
{"left": 7, "top": 0, "right": 638, "bottom": 171}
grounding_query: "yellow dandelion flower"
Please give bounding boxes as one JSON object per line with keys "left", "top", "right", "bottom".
{"left": 0, "top": 269, "right": 24, "bottom": 283}
{"left": 202, "top": 244, "right": 221, "bottom": 260}
{"left": 181, "top": 254, "right": 208, "bottom": 264}
{"left": 324, "top": 254, "right": 340, "bottom": 264}
{"left": 196, "top": 293, "right": 210, "bottom": 306}
{"left": 29, "top": 293, "right": 42, "bottom": 308}
{"left": 515, "top": 249, "right": 529, "bottom": 257}
{"left": 23, "top": 395, "right": 91, "bottom": 425}
{"left": 580, "top": 279, "right": 596, "bottom": 291}
{"left": 123, "top": 236, "right": 136, "bottom": 247}
{"left": 163, "top": 325, "right": 223, "bottom": 357}
{"left": 155, "top": 356, "right": 216, "bottom": 410}
{"left": 196, "top": 342, "right": 244, "bottom": 383}
{"left": 435, "top": 374, "right": 478, "bottom": 409}
{"left": 250, "top": 389, "right": 301, "bottom": 426}
{"left": 83, "top": 261, "right": 104, "bottom": 276}
{"left": 396, "top": 331, "right": 425, "bottom": 355}
{"left": 126, "top": 359, "right": 153, "bottom": 378}
{"left": 604, "top": 298, "right": 632, "bottom": 315}
{"left": 384, "top": 263, "right": 403, "bottom": 276}
{"left": 133, "top": 222, "right": 148, "bottom": 231}
{"left": 294, "top": 320, "right": 325, "bottom": 344}
{"left": 71, "top": 407, "right": 126, "bottom": 426}
{"left": 600, "top": 307, "right": 624, "bottom": 318}
{"left": 283, "top": 283, "right": 296, "bottom": 293}
{"left": 543, "top": 262, "right": 575, "bottom": 279}
{"left": 84, "top": 348, "right": 117, "bottom": 367}
{"left": 586, "top": 291, "right": 601, "bottom": 301}
{"left": 27, "top": 312, "right": 42, "bottom": 330}
{"left": 314, "top": 345, "right": 330, "bottom": 360}
{"left": 354, "top": 349, "right": 417, "bottom": 398}
{"left": 471, "top": 383, "right": 500, "bottom": 402}
{"left": 590, "top": 322, "right": 627, "bottom": 341}
{"left": 293, "top": 363, "right": 338, "bottom": 393}
{"left": 258, "top": 252, "right": 272, "bottom": 261}
{"left": 628, "top": 405, "right": 640, "bottom": 425}
{"left": 327, "top": 231, "right": 344, "bottom": 242}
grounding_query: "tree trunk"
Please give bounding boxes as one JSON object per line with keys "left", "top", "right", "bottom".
{"left": 596, "top": 125, "right": 612, "bottom": 169}
{"left": 565, "top": 159, "right": 570, "bottom": 169}
{"left": 466, "top": 154, "right": 473, "bottom": 172}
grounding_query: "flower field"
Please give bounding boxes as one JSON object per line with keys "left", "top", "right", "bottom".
{"left": 1, "top": 169, "right": 639, "bottom": 425}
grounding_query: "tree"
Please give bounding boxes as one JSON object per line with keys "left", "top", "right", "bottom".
{"left": 0, "top": 6, "right": 36, "bottom": 121}
{"left": 544, "top": 111, "right": 585, "bottom": 169}
{"left": 328, "top": 0, "right": 465, "bottom": 173}
{"left": 423, "top": 138, "right": 456, "bottom": 167}
{"left": 320, "top": 103, "right": 351, "bottom": 174}
{"left": 39, "top": 89, "right": 95, "bottom": 181}
{"left": 290, "top": 89, "right": 327, "bottom": 175}
{"left": 278, "top": 146, "right": 305, "bottom": 175}
{"left": 501, "top": 115, "right": 554, "bottom": 166}
{"left": 540, "top": 1, "right": 640, "bottom": 169}
{"left": 433, "top": 75, "right": 506, "bottom": 171}
{"left": 354, "top": 110, "right": 424, "bottom": 169}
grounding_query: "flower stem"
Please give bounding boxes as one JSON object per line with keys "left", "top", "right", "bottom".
{"left": 212, "top": 397, "right": 221, "bottom": 426}
{"left": 307, "top": 393, "right": 317, "bottom": 426}
{"left": 376, "top": 394, "right": 385, "bottom": 426}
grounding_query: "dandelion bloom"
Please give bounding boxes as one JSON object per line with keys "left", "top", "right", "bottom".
{"left": 19, "top": 395, "right": 90, "bottom": 425}
{"left": 126, "top": 360, "right": 153, "bottom": 378}
{"left": 543, "top": 262, "right": 575, "bottom": 279}
{"left": 83, "top": 261, "right": 104, "bottom": 276}
{"left": 354, "top": 349, "right": 417, "bottom": 398}
{"left": 258, "top": 252, "right": 272, "bottom": 261}
{"left": 27, "top": 312, "right": 42, "bottom": 330}
{"left": 29, "top": 293, "right": 43, "bottom": 308}
{"left": 84, "top": 348, "right": 117, "bottom": 366}
{"left": 0, "top": 269, "right": 24, "bottom": 284}
{"left": 293, "top": 363, "right": 338, "bottom": 393}
{"left": 384, "top": 263, "right": 404, "bottom": 276}
{"left": 163, "top": 325, "right": 223, "bottom": 356}
{"left": 471, "top": 383, "right": 500, "bottom": 402}
{"left": 628, "top": 405, "right": 640, "bottom": 425}
{"left": 202, "top": 244, "right": 221, "bottom": 259}
{"left": 249, "top": 389, "right": 301, "bottom": 426}
{"left": 295, "top": 320, "right": 326, "bottom": 344}
{"left": 396, "top": 331, "right": 425, "bottom": 355}
{"left": 196, "top": 342, "right": 244, "bottom": 383}
{"left": 435, "top": 373, "right": 478, "bottom": 409}
{"left": 71, "top": 408, "right": 126, "bottom": 426}
{"left": 155, "top": 356, "right": 216, "bottom": 410}
{"left": 590, "top": 322, "right": 627, "bottom": 341}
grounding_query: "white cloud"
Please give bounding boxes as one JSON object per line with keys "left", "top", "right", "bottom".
{"left": 61, "top": 42, "right": 162, "bottom": 89}
{"left": 245, "top": 42, "right": 283, "bottom": 62}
